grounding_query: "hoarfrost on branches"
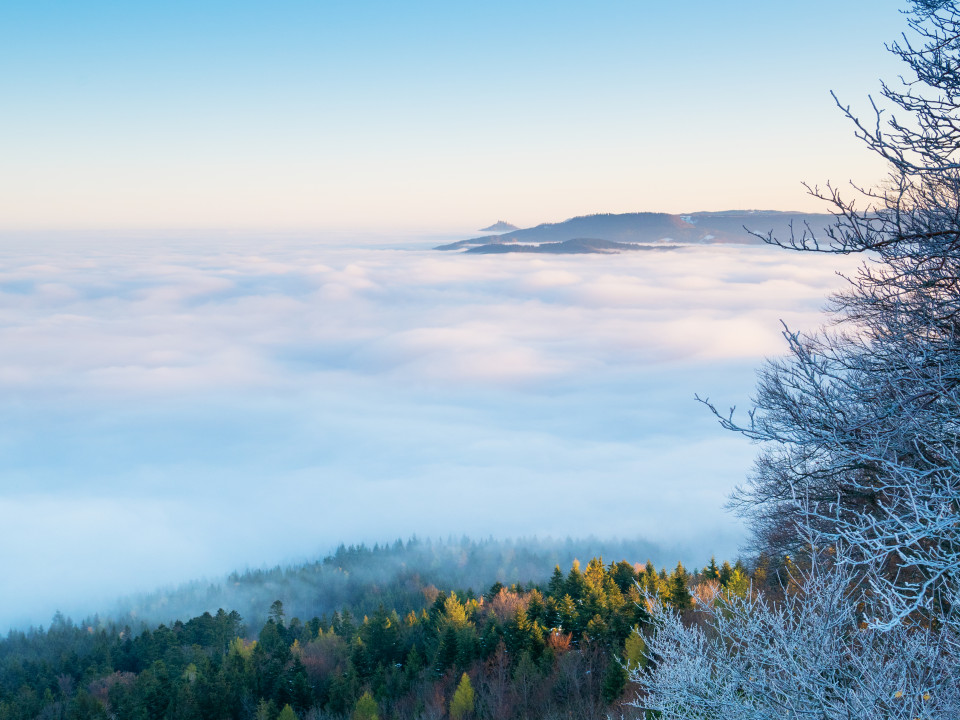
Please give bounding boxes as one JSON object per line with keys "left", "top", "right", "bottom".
{"left": 636, "top": 564, "right": 960, "bottom": 720}
{"left": 632, "top": 1, "right": 960, "bottom": 717}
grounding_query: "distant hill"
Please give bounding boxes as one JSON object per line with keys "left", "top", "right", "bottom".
{"left": 480, "top": 220, "right": 519, "bottom": 232}
{"left": 466, "top": 238, "right": 680, "bottom": 254}
{"left": 438, "top": 210, "right": 835, "bottom": 253}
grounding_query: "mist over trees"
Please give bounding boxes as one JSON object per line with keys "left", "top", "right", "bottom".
{"left": 0, "top": 551, "right": 762, "bottom": 720}
{"left": 634, "top": 1, "right": 960, "bottom": 717}
{"left": 109, "top": 536, "right": 675, "bottom": 634}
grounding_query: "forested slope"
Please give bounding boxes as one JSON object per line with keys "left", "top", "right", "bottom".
{"left": 111, "top": 536, "right": 674, "bottom": 632}
{"left": 0, "top": 549, "right": 757, "bottom": 720}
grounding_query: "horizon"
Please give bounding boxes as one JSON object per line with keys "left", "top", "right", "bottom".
{"left": 2, "top": 1, "right": 902, "bottom": 232}
{"left": 0, "top": 0, "right": 905, "bottom": 630}
{"left": 0, "top": 206, "right": 836, "bottom": 242}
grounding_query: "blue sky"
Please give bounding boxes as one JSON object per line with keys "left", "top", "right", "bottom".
{"left": 0, "top": 1, "right": 915, "bottom": 628}
{"left": 2, "top": 0, "right": 904, "bottom": 231}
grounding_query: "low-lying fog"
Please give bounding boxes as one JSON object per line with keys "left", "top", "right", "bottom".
{"left": 0, "top": 230, "right": 861, "bottom": 630}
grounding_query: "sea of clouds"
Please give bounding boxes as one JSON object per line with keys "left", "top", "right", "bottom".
{"left": 0, "top": 232, "right": 863, "bottom": 629}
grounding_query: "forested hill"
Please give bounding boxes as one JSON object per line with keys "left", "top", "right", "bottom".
{"left": 0, "top": 551, "right": 758, "bottom": 720}
{"left": 436, "top": 210, "right": 835, "bottom": 252}
{"left": 111, "top": 536, "right": 673, "bottom": 632}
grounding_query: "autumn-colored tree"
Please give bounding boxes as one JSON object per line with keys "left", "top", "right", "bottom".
{"left": 449, "top": 673, "right": 475, "bottom": 720}
{"left": 623, "top": 630, "right": 646, "bottom": 671}
{"left": 443, "top": 594, "right": 468, "bottom": 627}
{"left": 726, "top": 568, "right": 750, "bottom": 599}
{"left": 547, "top": 629, "right": 573, "bottom": 654}
{"left": 352, "top": 691, "right": 378, "bottom": 720}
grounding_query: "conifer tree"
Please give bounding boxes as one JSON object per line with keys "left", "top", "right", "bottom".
{"left": 548, "top": 566, "right": 565, "bottom": 597}
{"left": 601, "top": 658, "right": 628, "bottom": 704}
{"left": 565, "top": 560, "right": 588, "bottom": 600}
{"left": 703, "top": 557, "right": 720, "bottom": 581}
{"left": 718, "top": 560, "right": 733, "bottom": 588}
{"left": 665, "top": 563, "right": 691, "bottom": 611}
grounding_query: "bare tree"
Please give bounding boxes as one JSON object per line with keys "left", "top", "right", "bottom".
{"left": 632, "top": 1, "right": 960, "bottom": 717}
{"left": 705, "top": 0, "right": 960, "bottom": 629}
{"left": 636, "top": 562, "right": 960, "bottom": 720}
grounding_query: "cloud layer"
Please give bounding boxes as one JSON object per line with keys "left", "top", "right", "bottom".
{"left": 0, "top": 234, "right": 861, "bottom": 628}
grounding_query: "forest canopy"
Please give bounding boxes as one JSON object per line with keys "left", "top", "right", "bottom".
{"left": 0, "top": 550, "right": 760, "bottom": 720}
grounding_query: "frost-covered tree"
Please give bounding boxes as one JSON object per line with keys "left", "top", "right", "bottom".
{"left": 723, "top": 0, "right": 960, "bottom": 623}
{"left": 638, "top": 562, "right": 960, "bottom": 719}
{"left": 707, "top": 0, "right": 960, "bottom": 630}
{"left": 633, "top": 1, "right": 960, "bottom": 717}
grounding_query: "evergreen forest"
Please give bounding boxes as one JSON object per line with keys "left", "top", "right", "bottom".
{"left": 0, "top": 540, "right": 760, "bottom": 720}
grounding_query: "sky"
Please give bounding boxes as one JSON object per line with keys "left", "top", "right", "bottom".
{"left": 0, "top": 0, "right": 912, "bottom": 629}
{"left": 1, "top": 0, "right": 904, "bottom": 231}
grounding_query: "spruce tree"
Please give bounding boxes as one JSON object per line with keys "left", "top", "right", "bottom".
{"left": 666, "top": 563, "right": 691, "bottom": 611}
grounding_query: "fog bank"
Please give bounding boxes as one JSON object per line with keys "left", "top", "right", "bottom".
{"left": 0, "top": 232, "right": 861, "bottom": 630}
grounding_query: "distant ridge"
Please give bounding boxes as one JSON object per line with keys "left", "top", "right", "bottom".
{"left": 439, "top": 210, "right": 835, "bottom": 253}
{"left": 466, "top": 238, "right": 680, "bottom": 255}
{"left": 110, "top": 535, "right": 674, "bottom": 629}
{"left": 480, "top": 220, "right": 519, "bottom": 232}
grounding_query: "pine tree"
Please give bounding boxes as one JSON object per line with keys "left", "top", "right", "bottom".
{"left": 703, "top": 557, "right": 720, "bottom": 581}
{"left": 610, "top": 560, "right": 638, "bottom": 592}
{"left": 565, "top": 560, "right": 588, "bottom": 600}
{"left": 666, "top": 563, "right": 691, "bottom": 611}
{"left": 601, "top": 658, "right": 628, "bottom": 704}
{"left": 623, "top": 630, "right": 647, "bottom": 671}
{"left": 718, "top": 560, "right": 733, "bottom": 587}
{"left": 548, "top": 566, "right": 565, "bottom": 597}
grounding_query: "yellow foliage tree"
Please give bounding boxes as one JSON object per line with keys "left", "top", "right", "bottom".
{"left": 726, "top": 568, "right": 750, "bottom": 599}
{"left": 444, "top": 594, "right": 468, "bottom": 627}
{"left": 352, "top": 691, "right": 378, "bottom": 720}
{"left": 449, "top": 673, "right": 475, "bottom": 720}
{"left": 624, "top": 630, "right": 647, "bottom": 671}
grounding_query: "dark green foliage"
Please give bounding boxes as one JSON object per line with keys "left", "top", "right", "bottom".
{"left": 486, "top": 582, "right": 505, "bottom": 601}
{"left": 719, "top": 560, "right": 734, "bottom": 587}
{"left": 610, "top": 561, "right": 638, "bottom": 593}
{"left": 68, "top": 689, "right": 108, "bottom": 720}
{"left": 0, "top": 550, "right": 758, "bottom": 719}
{"left": 601, "top": 658, "right": 628, "bottom": 704}
{"left": 666, "top": 563, "right": 692, "bottom": 611}
{"left": 703, "top": 557, "right": 720, "bottom": 581}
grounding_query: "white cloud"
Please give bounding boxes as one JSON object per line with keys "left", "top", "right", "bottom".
{"left": 0, "top": 235, "right": 860, "bottom": 628}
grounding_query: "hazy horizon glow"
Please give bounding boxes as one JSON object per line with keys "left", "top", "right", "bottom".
{"left": 1, "top": 0, "right": 903, "bottom": 231}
